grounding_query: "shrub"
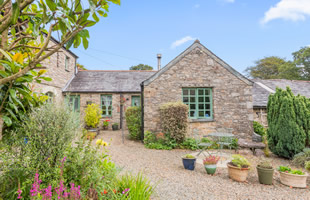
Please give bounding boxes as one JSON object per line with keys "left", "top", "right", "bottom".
{"left": 143, "top": 131, "right": 177, "bottom": 150}
{"left": 84, "top": 103, "right": 101, "bottom": 128}
{"left": 292, "top": 148, "right": 310, "bottom": 167}
{"left": 305, "top": 161, "right": 310, "bottom": 172}
{"left": 267, "top": 87, "right": 308, "bottom": 158}
{"left": 253, "top": 121, "right": 266, "bottom": 136}
{"left": 0, "top": 103, "right": 81, "bottom": 199}
{"left": 160, "top": 102, "right": 188, "bottom": 143}
{"left": 230, "top": 154, "right": 250, "bottom": 168}
{"left": 178, "top": 138, "right": 198, "bottom": 150}
{"left": 125, "top": 107, "right": 141, "bottom": 140}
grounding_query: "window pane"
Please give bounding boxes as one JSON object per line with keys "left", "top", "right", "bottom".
{"left": 183, "top": 89, "right": 189, "bottom": 95}
{"left": 190, "top": 111, "right": 195, "bottom": 117}
{"left": 108, "top": 110, "right": 112, "bottom": 115}
{"left": 205, "top": 104, "right": 210, "bottom": 109}
{"left": 183, "top": 97, "right": 189, "bottom": 103}
{"left": 190, "top": 97, "right": 196, "bottom": 102}
{"left": 199, "top": 104, "right": 204, "bottom": 109}
{"left": 205, "top": 90, "right": 210, "bottom": 95}
{"left": 205, "top": 97, "right": 210, "bottom": 102}
{"left": 199, "top": 111, "right": 204, "bottom": 117}
{"left": 107, "top": 96, "right": 112, "bottom": 101}
{"left": 205, "top": 111, "right": 211, "bottom": 117}
{"left": 74, "top": 98, "right": 79, "bottom": 111}
{"left": 190, "top": 104, "right": 196, "bottom": 109}
{"left": 198, "top": 89, "right": 204, "bottom": 95}
{"left": 190, "top": 89, "right": 195, "bottom": 95}
{"left": 198, "top": 97, "right": 204, "bottom": 103}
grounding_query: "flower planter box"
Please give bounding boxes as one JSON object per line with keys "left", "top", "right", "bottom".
{"left": 257, "top": 166, "right": 274, "bottom": 185}
{"left": 205, "top": 164, "right": 217, "bottom": 175}
{"left": 227, "top": 163, "right": 249, "bottom": 182}
{"left": 279, "top": 171, "right": 308, "bottom": 188}
{"left": 182, "top": 158, "right": 196, "bottom": 171}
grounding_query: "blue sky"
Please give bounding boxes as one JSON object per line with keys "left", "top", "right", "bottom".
{"left": 70, "top": 0, "right": 310, "bottom": 74}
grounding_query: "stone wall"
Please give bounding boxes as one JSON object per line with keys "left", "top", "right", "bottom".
{"left": 143, "top": 46, "right": 253, "bottom": 139}
{"left": 71, "top": 93, "right": 140, "bottom": 129}
{"left": 32, "top": 39, "right": 77, "bottom": 103}
{"left": 253, "top": 108, "right": 268, "bottom": 128}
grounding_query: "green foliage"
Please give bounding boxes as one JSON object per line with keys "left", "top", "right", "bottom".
{"left": 245, "top": 56, "right": 302, "bottom": 80}
{"left": 293, "top": 46, "right": 310, "bottom": 80}
{"left": 305, "top": 161, "right": 310, "bottom": 172}
{"left": 178, "top": 138, "right": 198, "bottom": 150}
{"left": 77, "top": 63, "right": 87, "bottom": 70}
{"left": 257, "top": 160, "right": 273, "bottom": 169}
{"left": 278, "top": 166, "right": 305, "bottom": 175}
{"left": 183, "top": 154, "right": 196, "bottom": 159}
{"left": 125, "top": 106, "right": 142, "bottom": 140}
{"left": 267, "top": 87, "right": 310, "bottom": 158}
{"left": 292, "top": 148, "right": 310, "bottom": 167}
{"left": 160, "top": 102, "right": 188, "bottom": 143}
{"left": 231, "top": 154, "right": 250, "bottom": 168}
{"left": 84, "top": 103, "right": 101, "bottom": 128}
{"left": 143, "top": 131, "right": 177, "bottom": 150}
{"left": 229, "top": 138, "right": 239, "bottom": 150}
{"left": 253, "top": 121, "right": 266, "bottom": 136}
{"left": 116, "top": 172, "right": 155, "bottom": 200}
{"left": 0, "top": 103, "right": 80, "bottom": 199}
{"left": 129, "top": 64, "right": 153, "bottom": 70}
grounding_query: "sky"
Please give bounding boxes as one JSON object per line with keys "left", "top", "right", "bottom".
{"left": 69, "top": 0, "right": 310, "bottom": 75}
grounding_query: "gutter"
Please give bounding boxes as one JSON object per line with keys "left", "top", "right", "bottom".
{"left": 140, "top": 82, "right": 145, "bottom": 142}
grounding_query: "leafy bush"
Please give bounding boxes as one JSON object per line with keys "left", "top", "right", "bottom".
{"left": 278, "top": 166, "right": 305, "bottom": 175}
{"left": 305, "top": 161, "right": 310, "bottom": 172}
{"left": 178, "top": 138, "right": 198, "bottom": 150}
{"left": 292, "top": 148, "right": 310, "bottom": 167}
{"left": 230, "top": 154, "right": 250, "bottom": 168}
{"left": 253, "top": 121, "right": 266, "bottom": 136}
{"left": 84, "top": 103, "right": 101, "bottom": 128}
{"left": 125, "top": 106, "right": 141, "bottom": 140}
{"left": 143, "top": 131, "right": 177, "bottom": 150}
{"left": 267, "top": 87, "right": 309, "bottom": 158}
{"left": 160, "top": 102, "right": 188, "bottom": 143}
{"left": 0, "top": 103, "right": 80, "bottom": 199}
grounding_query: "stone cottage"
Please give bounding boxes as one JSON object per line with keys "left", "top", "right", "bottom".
{"left": 141, "top": 40, "right": 254, "bottom": 139}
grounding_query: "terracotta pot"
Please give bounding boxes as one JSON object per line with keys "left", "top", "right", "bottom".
{"left": 227, "top": 164, "right": 249, "bottom": 182}
{"left": 279, "top": 171, "right": 308, "bottom": 188}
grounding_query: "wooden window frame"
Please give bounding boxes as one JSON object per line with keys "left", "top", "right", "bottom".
{"left": 101, "top": 95, "right": 112, "bottom": 117}
{"left": 182, "top": 88, "right": 213, "bottom": 119}
{"left": 131, "top": 96, "right": 141, "bottom": 107}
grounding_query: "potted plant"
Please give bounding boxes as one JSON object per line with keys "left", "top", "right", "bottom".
{"left": 278, "top": 166, "right": 308, "bottom": 188}
{"left": 227, "top": 154, "right": 250, "bottom": 182}
{"left": 112, "top": 123, "right": 119, "bottom": 131}
{"left": 84, "top": 104, "right": 101, "bottom": 135}
{"left": 203, "top": 155, "right": 220, "bottom": 175}
{"left": 256, "top": 160, "right": 274, "bottom": 185}
{"left": 103, "top": 119, "right": 110, "bottom": 130}
{"left": 182, "top": 154, "right": 196, "bottom": 170}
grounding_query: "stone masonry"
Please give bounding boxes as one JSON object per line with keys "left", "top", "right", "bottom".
{"left": 32, "top": 39, "right": 77, "bottom": 102}
{"left": 143, "top": 42, "right": 254, "bottom": 139}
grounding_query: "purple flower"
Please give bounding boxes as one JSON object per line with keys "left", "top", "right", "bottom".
{"left": 17, "top": 189, "right": 22, "bottom": 199}
{"left": 62, "top": 156, "right": 67, "bottom": 163}
{"left": 30, "top": 173, "right": 41, "bottom": 196}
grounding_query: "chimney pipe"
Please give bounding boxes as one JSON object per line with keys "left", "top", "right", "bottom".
{"left": 157, "top": 54, "right": 162, "bottom": 71}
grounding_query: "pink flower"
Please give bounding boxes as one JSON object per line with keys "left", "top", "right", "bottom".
{"left": 30, "top": 173, "right": 41, "bottom": 196}
{"left": 17, "top": 189, "right": 22, "bottom": 199}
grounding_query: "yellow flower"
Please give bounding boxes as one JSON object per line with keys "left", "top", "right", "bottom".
{"left": 12, "top": 53, "right": 24, "bottom": 64}
{"left": 96, "top": 139, "right": 103, "bottom": 146}
{"left": 102, "top": 142, "right": 108, "bottom": 146}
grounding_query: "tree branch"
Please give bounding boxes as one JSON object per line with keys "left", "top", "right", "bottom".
{"left": 0, "top": 0, "right": 11, "bottom": 11}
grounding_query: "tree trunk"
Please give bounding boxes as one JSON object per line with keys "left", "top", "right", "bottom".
{"left": 0, "top": 117, "right": 3, "bottom": 140}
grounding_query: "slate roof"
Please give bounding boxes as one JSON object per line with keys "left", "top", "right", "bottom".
{"left": 253, "top": 79, "right": 310, "bottom": 108}
{"left": 63, "top": 70, "right": 156, "bottom": 93}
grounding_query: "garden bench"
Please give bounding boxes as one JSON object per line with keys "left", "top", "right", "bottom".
{"left": 238, "top": 139, "right": 265, "bottom": 155}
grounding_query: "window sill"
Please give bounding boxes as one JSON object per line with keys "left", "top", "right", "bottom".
{"left": 65, "top": 69, "right": 70, "bottom": 72}
{"left": 189, "top": 118, "right": 214, "bottom": 123}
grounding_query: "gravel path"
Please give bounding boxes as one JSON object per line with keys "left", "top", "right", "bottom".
{"left": 96, "top": 130, "right": 310, "bottom": 200}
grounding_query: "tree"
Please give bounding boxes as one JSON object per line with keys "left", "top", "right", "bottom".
{"left": 267, "top": 87, "right": 307, "bottom": 158}
{"left": 0, "top": 0, "right": 120, "bottom": 130}
{"left": 293, "top": 46, "right": 310, "bottom": 80}
{"left": 130, "top": 64, "right": 153, "bottom": 70}
{"left": 245, "top": 56, "right": 301, "bottom": 80}
{"left": 77, "top": 63, "right": 87, "bottom": 70}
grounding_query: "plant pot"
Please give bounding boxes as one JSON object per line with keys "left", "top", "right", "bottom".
{"left": 279, "top": 171, "right": 308, "bottom": 188}
{"left": 257, "top": 166, "right": 274, "bottom": 185}
{"left": 87, "top": 128, "right": 99, "bottom": 135}
{"left": 182, "top": 158, "right": 196, "bottom": 170}
{"left": 112, "top": 124, "right": 119, "bottom": 131}
{"left": 205, "top": 164, "right": 217, "bottom": 175}
{"left": 227, "top": 163, "right": 249, "bottom": 182}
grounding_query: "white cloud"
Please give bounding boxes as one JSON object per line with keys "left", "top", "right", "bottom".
{"left": 261, "top": 0, "right": 310, "bottom": 24}
{"left": 225, "top": 0, "right": 235, "bottom": 3}
{"left": 194, "top": 4, "right": 200, "bottom": 8}
{"left": 171, "top": 36, "right": 196, "bottom": 49}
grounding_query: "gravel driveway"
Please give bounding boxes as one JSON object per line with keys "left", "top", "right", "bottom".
{"left": 96, "top": 130, "right": 310, "bottom": 200}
